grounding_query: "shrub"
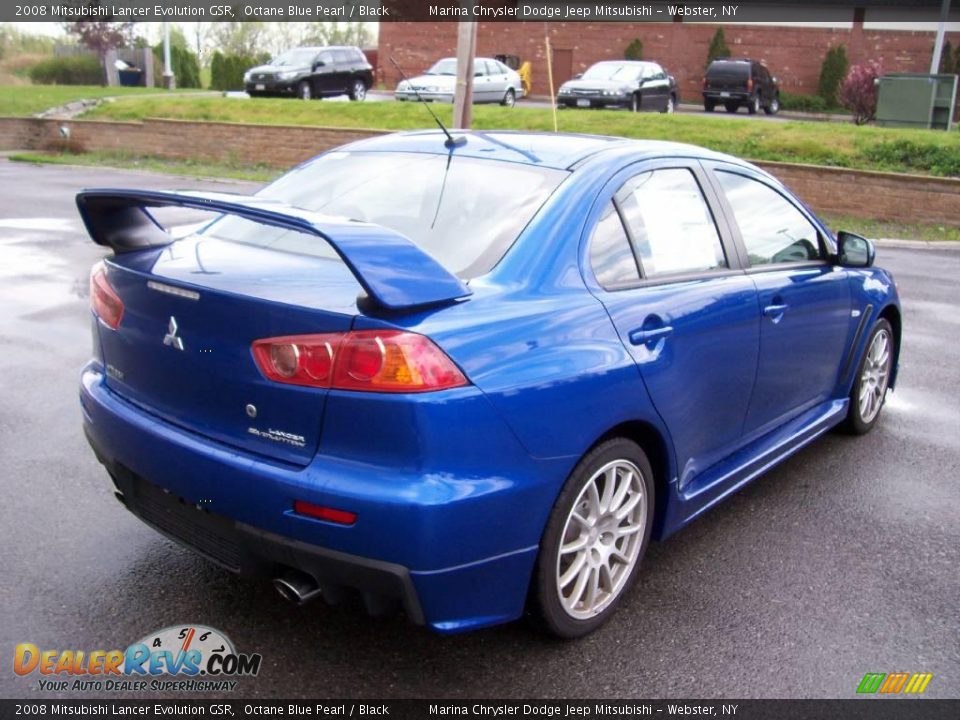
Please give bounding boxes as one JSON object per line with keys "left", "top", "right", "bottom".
{"left": 779, "top": 92, "right": 830, "bottom": 113}
{"left": 861, "top": 139, "right": 960, "bottom": 178}
{"left": 938, "top": 40, "right": 956, "bottom": 75}
{"left": 210, "top": 51, "right": 268, "bottom": 91}
{"left": 28, "top": 55, "right": 103, "bottom": 85}
{"left": 840, "top": 60, "right": 883, "bottom": 125}
{"left": 817, "top": 45, "right": 848, "bottom": 107}
{"left": 152, "top": 43, "right": 201, "bottom": 88}
{"left": 705, "top": 29, "right": 730, "bottom": 69}
{"left": 624, "top": 39, "right": 644, "bottom": 61}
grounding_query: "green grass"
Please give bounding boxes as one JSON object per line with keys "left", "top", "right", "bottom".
{"left": 821, "top": 214, "right": 960, "bottom": 243}
{"left": 80, "top": 95, "right": 960, "bottom": 178}
{"left": 10, "top": 150, "right": 958, "bottom": 242}
{"left": 7, "top": 150, "right": 279, "bottom": 183}
{"left": 0, "top": 85, "right": 204, "bottom": 116}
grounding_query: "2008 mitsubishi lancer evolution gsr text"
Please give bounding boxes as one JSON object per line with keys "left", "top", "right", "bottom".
{"left": 78, "top": 130, "right": 901, "bottom": 638}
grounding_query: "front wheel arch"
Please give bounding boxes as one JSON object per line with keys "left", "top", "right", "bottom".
{"left": 879, "top": 304, "right": 902, "bottom": 388}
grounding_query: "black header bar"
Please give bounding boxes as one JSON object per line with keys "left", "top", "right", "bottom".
{"left": 4, "top": 0, "right": 958, "bottom": 24}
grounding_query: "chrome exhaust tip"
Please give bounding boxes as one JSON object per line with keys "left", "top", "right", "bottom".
{"left": 273, "top": 572, "right": 322, "bottom": 605}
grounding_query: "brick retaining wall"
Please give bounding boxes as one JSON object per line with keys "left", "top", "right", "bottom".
{"left": 1, "top": 116, "right": 956, "bottom": 226}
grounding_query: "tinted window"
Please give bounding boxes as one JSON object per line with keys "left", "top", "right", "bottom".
{"left": 616, "top": 169, "right": 726, "bottom": 278}
{"left": 317, "top": 52, "right": 334, "bottom": 66}
{"left": 716, "top": 171, "right": 823, "bottom": 266}
{"left": 204, "top": 152, "right": 566, "bottom": 278}
{"left": 590, "top": 202, "right": 639, "bottom": 289}
{"left": 332, "top": 50, "right": 350, "bottom": 64}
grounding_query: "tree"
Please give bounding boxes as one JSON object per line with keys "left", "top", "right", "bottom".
{"left": 303, "top": 22, "right": 373, "bottom": 48}
{"left": 624, "top": 38, "right": 644, "bottom": 61}
{"left": 153, "top": 26, "right": 201, "bottom": 88}
{"left": 840, "top": 60, "right": 884, "bottom": 125}
{"left": 210, "top": 21, "right": 268, "bottom": 57}
{"left": 938, "top": 40, "right": 955, "bottom": 75}
{"left": 63, "top": 20, "right": 135, "bottom": 75}
{"left": 706, "top": 28, "right": 730, "bottom": 69}
{"left": 817, "top": 45, "right": 848, "bottom": 108}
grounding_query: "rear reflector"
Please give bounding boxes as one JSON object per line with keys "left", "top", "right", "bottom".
{"left": 90, "top": 261, "right": 124, "bottom": 329}
{"left": 252, "top": 330, "right": 467, "bottom": 393}
{"left": 293, "top": 500, "right": 357, "bottom": 525}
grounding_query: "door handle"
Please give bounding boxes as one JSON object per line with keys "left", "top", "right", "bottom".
{"left": 629, "top": 326, "right": 674, "bottom": 345}
{"left": 763, "top": 303, "right": 789, "bottom": 317}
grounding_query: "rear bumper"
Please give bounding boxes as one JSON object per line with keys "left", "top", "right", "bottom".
{"left": 703, "top": 91, "right": 750, "bottom": 102}
{"left": 80, "top": 363, "right": 560, "bottom": 633}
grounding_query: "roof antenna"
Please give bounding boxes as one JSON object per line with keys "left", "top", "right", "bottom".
{"left": 390, "top": 56, "right": 466, "bottom": 148}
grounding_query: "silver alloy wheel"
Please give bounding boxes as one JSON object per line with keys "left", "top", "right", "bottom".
{"left": 859, "top": 328, "right": 892, "bottom": 423}
{"left": 298, "top": 81, "right": 311, "bottom": 100}
{"left": 769, "top": 97, "right": 779, "bottom": 114}
{"left": 665, "top": 96, "right": 675, "bottom": 114}
{"left": 555, "top": 459, "right": 647, "bottom": 619}
{"left": 352, "top": 80, "right": 366, "bottom": 101}
{"left": 631, "top": 94, "right": 640, "bottom": 112}
{"left": 502, "top": 89, "right": 516, "bottom": 107}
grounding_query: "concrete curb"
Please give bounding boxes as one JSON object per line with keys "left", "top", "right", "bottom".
{"left": 873, "top": 238, "right": 960, "bottom": 251}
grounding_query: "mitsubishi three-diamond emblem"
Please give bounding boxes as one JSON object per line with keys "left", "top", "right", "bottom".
{"left": 163, "top": 316, "right": 184, "bottom": 351}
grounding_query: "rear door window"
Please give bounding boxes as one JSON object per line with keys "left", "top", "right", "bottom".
{"left": 589, "top": 202, "right": 640, "bottom": 289}
{"left": 616, "top": 168, "right": 727, "bottom": 278}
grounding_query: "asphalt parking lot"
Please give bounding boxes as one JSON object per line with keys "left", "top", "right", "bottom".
{"left": 0, "top": 159, "right": 957, "bottom": 700}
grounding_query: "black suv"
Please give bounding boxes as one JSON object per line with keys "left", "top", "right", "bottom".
{"left": 703, "top": 59, "right": 780, "bottom": 115}
{"left": 244, "top": 46, "right": 373, "bottom": 101}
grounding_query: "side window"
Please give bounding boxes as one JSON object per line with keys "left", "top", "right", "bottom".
{"left": 590, "top": 201, "right": 640, "bottom": 289}
{"left": 616, "top": 168, "right": 727, "bottom": 278}
{"left": 317, "top": 52, "right": 334, "bottom": 67}
{"left": 333, "top": 50, "right": 350, "bottom": 65}
{"left": 715, "top": 171, "right": 823, "bottom": 266}
{"left": 475, "top": 62, "right": 488, "bottom": 77}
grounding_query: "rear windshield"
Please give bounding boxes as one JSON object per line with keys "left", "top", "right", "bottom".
{"left": 202, "top": 151, "right": 567, "bottom": 278}
{"left": 707, "top": 61, "right": 749, "bottom": 79}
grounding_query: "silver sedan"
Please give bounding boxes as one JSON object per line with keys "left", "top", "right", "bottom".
{"left": 395, "top": 57, "right": 524, "bottom": 106}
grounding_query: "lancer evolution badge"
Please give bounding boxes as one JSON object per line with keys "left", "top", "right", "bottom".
{"left": 163, "top": 316, "right": 184, "bottom": 351}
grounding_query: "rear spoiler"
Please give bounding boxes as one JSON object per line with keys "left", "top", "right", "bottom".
{"left": 75, "top": 189, "right": 471, "bottom": 311}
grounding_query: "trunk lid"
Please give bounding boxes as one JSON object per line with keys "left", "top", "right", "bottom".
{"left": 98, "top": 236, "right": 360, "bottom": 466}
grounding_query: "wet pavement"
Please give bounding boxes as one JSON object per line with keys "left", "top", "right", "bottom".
{"left": 0, "top": 160, "right": 957, "bottom": 700}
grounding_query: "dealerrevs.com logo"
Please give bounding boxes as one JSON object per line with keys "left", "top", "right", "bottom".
{"left": 14, "top": 625, "right": 262, "bottom": 693}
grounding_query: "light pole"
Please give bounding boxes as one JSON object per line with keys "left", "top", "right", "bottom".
{"left": 162, "top": 21, "right": 175, "bottom": 89}
{"left": 452, "top": 21, "right": 477, "bottom": 129}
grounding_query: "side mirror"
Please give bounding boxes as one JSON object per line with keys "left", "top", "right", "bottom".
{"left": 836, "top": 231, "right": 875, "bottom": 268}
{"left": 573, "top": 73, "right": 583, "bottom": 80}
{"left": 772, "top": 76, "right": 779, "bottom": 85}
{"left": 313, "top": 61, "right": 325, "bottom": 70}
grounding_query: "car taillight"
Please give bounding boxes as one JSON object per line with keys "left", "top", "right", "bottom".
{"left": 90, "top": 261, "right": 124, "bottom": 329}
{"left": 252, "top": 330, "right": 468, "bottom": 393}
{"left": 747, "top": 78, "right": 754, "bottom": 91}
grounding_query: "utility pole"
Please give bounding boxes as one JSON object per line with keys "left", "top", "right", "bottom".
{"left": 929, "top": 0, "right": 951, "bottom": 74}
{"left": 162, "top": 21, "right": 175, "bottom": 89}
{"left": 452, "top": 21, "right": 477, "bottom": 129}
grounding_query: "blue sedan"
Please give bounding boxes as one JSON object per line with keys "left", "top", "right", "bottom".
{"left": 78, "top": 131, "right": 900, "bottom": 637}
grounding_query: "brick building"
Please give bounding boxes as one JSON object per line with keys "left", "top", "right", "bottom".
{"left": 378, "top": 12, "right": 960, "bottom": 101}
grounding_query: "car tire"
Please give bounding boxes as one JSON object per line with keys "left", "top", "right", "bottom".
{"left": 349, "top": 79, "right": 367, "bottom": 101}
{"left": 630, "top": 93, "right": 641, "bottom": 112}
{"left": 662, "top": 94, "right": 676, "bottom": 114}
{"left": 704, "top": 99, "right": 716, "bottom": 112}
{"left": 725, "top": 102, "right": 739, "bottom": 113}
{"left": 748, "top": 94, "right": 761, "bottom": 115}
{"left": 297, "top": 81, "right": 312, "bottom": 101}
{"left": 501, "top": 88, "right": 516, "bottom": 107}
{"left": 764, "top": 95, "right": 780, "bottom": 115}
{"left": 530, "top": 438, "right": 655, "bottom": 639}
{"left": 842, "top": 318, "right": 895, "bottom": 435}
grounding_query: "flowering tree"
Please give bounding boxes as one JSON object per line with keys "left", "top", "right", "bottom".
{"left": 840, "top": 60, "right": 884, "bottom": 125}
